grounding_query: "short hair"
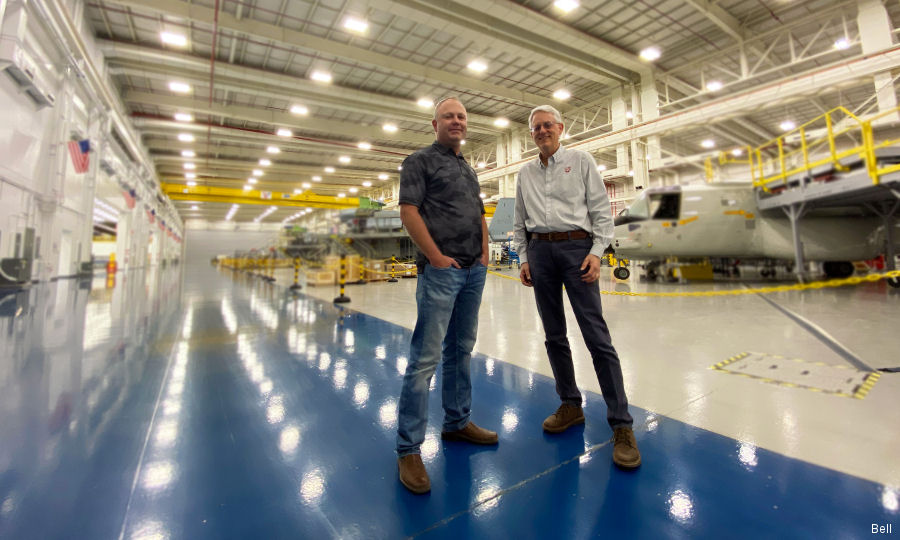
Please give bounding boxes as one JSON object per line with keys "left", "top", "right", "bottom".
{"left": 528, "top": 105, "right": 563, "bottom": 128}
{"left": 433, "top": 97, "right": 464, "bottom": 120}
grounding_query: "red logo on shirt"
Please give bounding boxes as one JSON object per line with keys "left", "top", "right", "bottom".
{"left": 564, "top": 166, "right": 571, "bottom": 173}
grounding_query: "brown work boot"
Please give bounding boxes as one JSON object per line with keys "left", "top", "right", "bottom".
{"left": 542, "top": 403, "right": 585, "bottom": 433}
{"left": 398, "top": 454, "right": 430, "bottom": 494}
{"left": 441, "top": 421, "right": 499, "bottom": 445}
{"left": 612, "top": 427, "right": 642, "bottom": 469}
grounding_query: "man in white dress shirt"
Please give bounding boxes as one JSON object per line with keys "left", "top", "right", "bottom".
{"left": 513, "top": 104, "right": 641, "bottom": 469}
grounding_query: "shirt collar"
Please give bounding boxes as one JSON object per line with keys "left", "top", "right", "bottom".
{"left": 432, "top": 141, "right": 464, "bottom": 159}
{"left": 539, "top": 144, "right": 566, "bottom": 168}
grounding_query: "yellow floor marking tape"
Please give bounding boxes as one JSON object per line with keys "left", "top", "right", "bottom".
{"left": 712, "top": 351, "right": 882, "bottom": 399}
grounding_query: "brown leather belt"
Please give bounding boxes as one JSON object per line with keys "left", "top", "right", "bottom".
{"left": 532, "top": 230, "right": 592, "bottom": 241}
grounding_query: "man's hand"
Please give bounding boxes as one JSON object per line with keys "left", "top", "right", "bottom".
{"left": 579, "top": 254, "right": 603, "bottom": 283}
{"left": 481, "top": 252, "right": 490, "bottom": 266}
{"left": 519, "top": 262, "right": 533, "bottom": 287}
{"left": 429, "top": 253, "right": 461, "bottom": 268}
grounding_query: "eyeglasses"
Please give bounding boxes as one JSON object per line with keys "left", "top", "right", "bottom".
{"left": 530, "top": 121, "right": 559, "bottom": 133}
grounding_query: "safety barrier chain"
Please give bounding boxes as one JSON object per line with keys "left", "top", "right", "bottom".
{"left": 488, "top": 268, "right": 900, "bottom": 297}
{"left": 222, "top": 256, "right": 899, "bottom": 297}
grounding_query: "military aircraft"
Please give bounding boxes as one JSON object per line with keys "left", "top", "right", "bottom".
{"left": 611, "top": 183, "right": 899, "bottom": 286}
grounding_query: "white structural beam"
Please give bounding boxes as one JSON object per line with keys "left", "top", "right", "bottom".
{"left": 104, "top": 0, "right": 553, "bottom": 105}
{"left": 369, "top": 0, "right": 638, "bottom": 86}
{"left": 99, "top": 41, "right": 502, "bottom": 133}
{"left": 477, "top": 45, "right": 900, "bottom": 182}
{"left": 122, "top": 90, "right": 434, "bottom": 147}
{"left": 682, "top": 0, "right": 744, "bottom": 41}
{"left": 857, "top": 0, "right": 898, "bottom": 115}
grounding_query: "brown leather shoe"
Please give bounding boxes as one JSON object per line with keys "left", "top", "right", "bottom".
{"left": 612, "top": 427, "right": 641, "bottom": 469}
{"left": 398, "top": 454, "right": 430, "bottom": 494}
{"left": 542, "top": 403, "right": 585, "bottom": 433}
{"left": 441, "top": 421, "right": 499, "bottom": 445}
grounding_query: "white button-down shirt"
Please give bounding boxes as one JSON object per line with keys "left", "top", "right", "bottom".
{"left": 513, "top": 145, "right": 613, "bottom": 264}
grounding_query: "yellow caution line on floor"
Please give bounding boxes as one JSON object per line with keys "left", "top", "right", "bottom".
{"left": 593, "top": 270, "right": 899, "bottom": 297}
{"left": 854, "top": 372, "right": 881, "bottom": 400}
{"left": 487, "top": 269, "right": 900, "bottom": 296}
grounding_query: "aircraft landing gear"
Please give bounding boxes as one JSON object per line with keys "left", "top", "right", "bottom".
{"left": 888, "top": 277, "right": 900, "bottom": 289}
{"left": 823, "top": 261, "right": 854, "bottom": 279}
{"left": 613, "top": 267, "right": 630, "bottom": 280}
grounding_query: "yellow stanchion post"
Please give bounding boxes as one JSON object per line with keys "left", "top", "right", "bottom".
{"left": 388, "top": 256, "right": 399, "bottom": 283}
{"left": 334, "top": 254, "right": 351, "bottom": 303}
{"left": 290, "top": 257, "right": 302, "bottom": 291}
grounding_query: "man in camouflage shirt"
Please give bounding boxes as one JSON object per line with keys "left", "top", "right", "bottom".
{"left": 395, "top": 97, "right": 498, "bottom": 495}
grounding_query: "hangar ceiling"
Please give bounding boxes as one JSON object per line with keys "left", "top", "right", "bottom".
{"left": 80, "top": 0, "right": 900, "bottom": 222}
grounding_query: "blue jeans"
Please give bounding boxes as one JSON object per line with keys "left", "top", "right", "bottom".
{"left": 396, "top": 262, "right": 487, "bottom": 457}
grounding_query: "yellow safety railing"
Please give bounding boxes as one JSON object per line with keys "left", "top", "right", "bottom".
{"left": 737, "top": 105, "right": 900, "bottom": 192}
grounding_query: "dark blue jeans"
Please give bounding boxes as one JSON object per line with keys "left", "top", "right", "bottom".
{"left": 396, "top": 262, "right": 487, "bottom": 457}
{"left": 527, "top": 237, "right": 633, "bottom": 429}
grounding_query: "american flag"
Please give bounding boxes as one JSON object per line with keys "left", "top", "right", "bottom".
{"left": 67, "top": 139, "right": 90, "bottom": 174}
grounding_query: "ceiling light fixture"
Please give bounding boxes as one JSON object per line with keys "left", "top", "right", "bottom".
{"left": 168, "top": 81, "right": 191, "bottom": 93}
{"left": 467, "top": 60, "right": 488, "bottom": 73}
{"left": 493, "top": 118, "right": 509, "bottom": 128}
{"left": 312, "top": 175, "right": 322, "bottom": 181}
{"left": 553, "top": 89, "right": 571, "bottom": 100}
{"left": 181, "top": 150, "right": 195, "bottom": 157}
{"left": 183, "top": 163, "right": 196, "bottom": 170}
{"left": 706, "top": 81, "right": 723, "bottom": 92}
{"left": 337, "top": 193, "right": 346, "bottom": 198}
{"left": 779, "top": 120, "right": 796, "bottom": 131}
{"left": 266, "top": 146, "right": 280, "bottom": 154}
{"left": 553, "top": 0, "right": 579, "bottom": 13}
{"left": 596, "top": 164, "right": 607, "bottom": 171}
{"left": 277, "top": 128, "right": 292, "bottom": 137}
{"left": 324, "top": 167, "right": 335, "bottom": 173}
{"left": 343, "top": 17, "right": 369, "bottom": 33}
{"left": 477, "top": 162, "right": 486, "bottom": 169}
{"left": 301, "top": 182, "right": 311, "bottom": 189}
{"left": 186, "top": 181, "right": 197, "bottom": 186}
{"left": 174, "top": 113, "right": 193, "bottom": 122}
{"left": 358, "top": 142, "right": 371, "bottom": 150}
{"left": 834, "top": 38, "right": 850, "bottom": 50}
{"left": 178, "top": 133, "right": 195, "bottom": 142}
{"left": 732, "top": 148, "right": 744, "bottom": 157}
{"left": 701, "top": 139, "right": 716, "bottom": 149}
{"left": 160, "top": 32, "right": 187, "bottom": 47}
{"left": 378, "top": 173, "right": 388, "bottom": 180}
{"left": 383, "top": 123, "right": 398, "bottom": 133}
{"left": 349, "top": 187, "right": 359, "bottom": 194}
{"left": 185, "top": 172, "right": 196, "bottom": 179}
{"left": 259, "top": 158, "right": 271, "bottom": 166}
{"left": 362, "top": 181, "right": 372, "bottom": 187}
{"left": 339, "top": 156, "right": 351, "bottom": 163}
{"left": 417, "top": 98, "right": 433, "bottom": 108}
{"left": 248, "top": 178, "right": 258, "bottom": 184}
{"left": 310, "top": 71, "right": 332, "bottom": 83}
{"left": 252, "top": 169, "right": 263, "bottom": 176}
{"left": 639, "top": 47, "right": 661, "bottom": 62}
{"left": 290, "top": 105, "right": 309, "bottom": 115}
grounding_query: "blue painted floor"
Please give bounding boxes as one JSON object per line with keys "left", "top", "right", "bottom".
{"left": 0, "top": 265, "right": 895, "bottom": 539}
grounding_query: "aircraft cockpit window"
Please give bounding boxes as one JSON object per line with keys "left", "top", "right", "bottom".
{"left": 614, "top": 194, "right": 649, "bottom": 226}
{"left": 649, "top": 193, "right": 680, "bottom": 220}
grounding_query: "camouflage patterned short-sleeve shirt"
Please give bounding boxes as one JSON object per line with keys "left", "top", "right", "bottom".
{"left": 399, "top": 142, "right": 485, "bottom": 269}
